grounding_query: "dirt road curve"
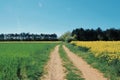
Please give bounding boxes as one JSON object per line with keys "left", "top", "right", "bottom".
{"left": 41, "top": 45, "right": 65, "bottom": 80}
{"left": 63, "top": 45, "right": 108, "bottom": 80}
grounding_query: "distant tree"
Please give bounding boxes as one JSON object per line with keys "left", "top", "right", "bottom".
{"left": 84, "top": 29, "right": 97, "bottom": 41}
{"left": 72, "top": 28, "right": 86, "bottom": 41}
{"left": 96, "top": 27, "right": 105, "bottom": 40}
{"left": 59, "top": 31, "right": 75, "bottom": 42}
{"left": 105, "top": 28, "right": 120, "bottom": 41}
{"left": 50, "top": 34, "right": 57, "bottom": 40}
{"left": 0, "top": 34, "right": 4, "bottom": 41}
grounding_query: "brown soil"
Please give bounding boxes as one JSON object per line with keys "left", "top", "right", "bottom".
{"left": 41, "top": 45, "right": 65, "bottom": 80}
{"left": 63, "top": 45, "right": 108, "bottom": 80}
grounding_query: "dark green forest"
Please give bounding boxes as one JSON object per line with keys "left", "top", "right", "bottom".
{"left": 72, "top": 27, "right": 120, "bottom": 41}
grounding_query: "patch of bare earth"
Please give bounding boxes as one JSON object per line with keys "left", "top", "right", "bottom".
{"left": 63, "top": 45, "right": 108, "bottom": 80}
{"left": 41, "top": 45, "right": 65, "bottom": 80}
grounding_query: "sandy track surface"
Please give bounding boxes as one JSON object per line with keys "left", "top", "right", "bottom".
{"left": 41, "top": 45, "right": 65, "bottom": 80}
{"left": 63, "top": 45, "right": 108, "bottom": 80}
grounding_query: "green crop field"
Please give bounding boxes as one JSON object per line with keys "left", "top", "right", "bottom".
{"left": 1, "top": 41, "right": 119, "bottom": 80}
{"left": 0, "top": 42, "right": 57, "bottom": 80}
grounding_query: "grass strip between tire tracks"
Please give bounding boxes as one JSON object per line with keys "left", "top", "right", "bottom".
{"left": 59, "top": 45, "right": 84, "bottom": 80}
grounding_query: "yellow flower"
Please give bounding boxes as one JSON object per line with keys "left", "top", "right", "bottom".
{"left": 71, "top": 41, "right": 120, "bottom": 62}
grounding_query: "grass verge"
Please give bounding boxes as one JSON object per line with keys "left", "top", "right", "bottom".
{"left": 59, "top": 45, "right": 84, "bottom": 80}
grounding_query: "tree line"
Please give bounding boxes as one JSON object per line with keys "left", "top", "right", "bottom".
{"left": 0, "top": 33, "right": 58, "bottom": 41}
{"left": 72, "top": 27, "right": 120, "bottom": 41}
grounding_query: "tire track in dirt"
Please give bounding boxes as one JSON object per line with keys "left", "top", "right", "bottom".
{"left": 41, "top": 45, "right": 65, "bottom": 80}
{"left": 63, "top": 45, "right": 108, "bottom": 80}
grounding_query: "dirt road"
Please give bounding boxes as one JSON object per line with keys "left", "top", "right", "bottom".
{"left": 63, "top": 45, "right": 108, "bottom": 80}
{"left": 41, "top": 45, "right": 65, "bottom": 80}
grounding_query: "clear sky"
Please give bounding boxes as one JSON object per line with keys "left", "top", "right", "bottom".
{"left": 0, "top": 0, "right": 120, "bottom": 36}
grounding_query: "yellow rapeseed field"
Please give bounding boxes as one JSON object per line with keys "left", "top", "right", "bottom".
{"left": 71, "top": 41, "right": 120, "bottom": 62}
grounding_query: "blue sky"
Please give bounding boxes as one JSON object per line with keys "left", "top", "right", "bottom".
{"left": 0, "top": 0, "right": 120, "bottom": 36}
